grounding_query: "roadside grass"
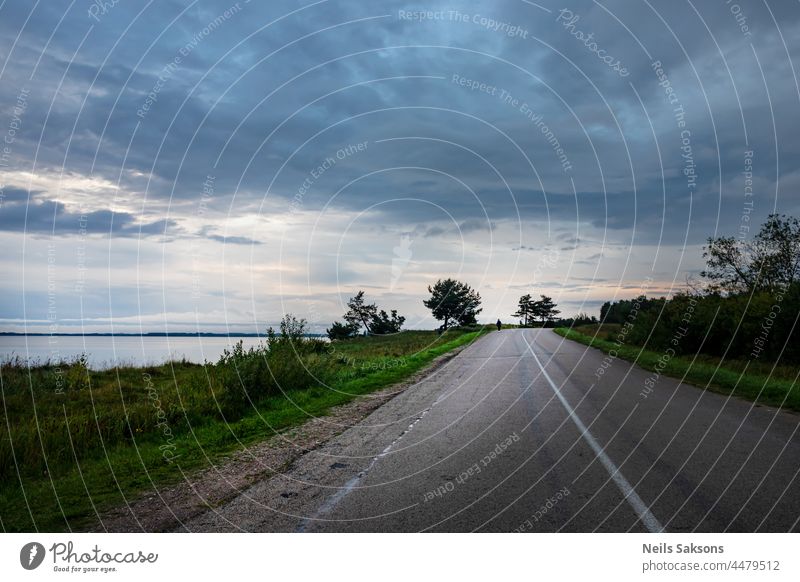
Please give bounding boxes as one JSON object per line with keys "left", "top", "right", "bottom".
{"left": 572, "top": 323, "right": 621, "bottom": 338}
{"left": 554, "top": 327, "right": 800, "bottom": 411}
{"left": 0, "top": 328, "right": 485, "bottom": 532}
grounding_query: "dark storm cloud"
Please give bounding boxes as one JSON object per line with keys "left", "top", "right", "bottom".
{"left": 2, "top": 0, "right": 798, "bottom": 243}
{"left": 0, "top": 192, "right": 264, "bottom": 244}
{"left": 1, "top": 0, "right": 800, "bottom": 327}
{"left": 0, "top": 187, "right": 37, "bottom": 204}
{"left": 0, "top": 196, "right": 179, "bottom": 238}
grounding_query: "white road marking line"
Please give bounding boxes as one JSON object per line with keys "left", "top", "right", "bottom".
{"left": 522, "top": 332, "right": 665, "bottom": 533}
{"left": 296, "top": 405, "right": 432, "bottom": 531}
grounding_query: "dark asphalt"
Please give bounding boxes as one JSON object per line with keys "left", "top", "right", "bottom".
{"left": 181, "top": 329, "right": 800, "bottom": 532}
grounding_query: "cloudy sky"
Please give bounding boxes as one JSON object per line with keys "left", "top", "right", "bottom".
{"left": 0, "top": 0, "right": 798, "bottom": 333}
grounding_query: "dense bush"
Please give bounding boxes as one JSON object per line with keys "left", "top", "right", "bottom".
{"left": 599, "top": 283, "right": 800, "bottom": 364}
{"left": 216, "top": 317, "right": 331, "bottom": 415}
{"left": 595, "top": 215, "right": 800, "bottom": 364}
{"left": 554, "top": 313, "right": 598, "bottom": 329}
{"left": 369, "top": 309, "right": 406, "bottom": 335}
{"left": 326, "top": 321, "right": 359, "bottom": 340}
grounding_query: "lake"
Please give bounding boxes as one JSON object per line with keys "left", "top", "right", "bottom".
{"left": 0, "top": 336, "right": 280, "bottom": 369}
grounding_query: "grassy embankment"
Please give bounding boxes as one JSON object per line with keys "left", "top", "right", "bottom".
{"left": 555, "top": 324, "right": 799, "bottom": 411}
{"left": 0, "top": 327, "right": 486, "bottom": 532}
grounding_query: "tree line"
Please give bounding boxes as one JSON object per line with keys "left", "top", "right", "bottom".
{"left": 327, "top": 278, "right": 484, "bottom": 340}
{"left": 327, "top": 214, "right": 799, "bottom": 347}
{"left": 599, "top": 214, "right": 800, "bottom": 364}
{"left": 512, "top": 294, "right": 560, "bottom": 326}
{"left": 326, "top": 278, "right": 571, "bottom": 340}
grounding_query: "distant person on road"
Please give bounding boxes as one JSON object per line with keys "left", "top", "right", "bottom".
{"left": 496, "top": 319, "right": 502, "bottom": 331}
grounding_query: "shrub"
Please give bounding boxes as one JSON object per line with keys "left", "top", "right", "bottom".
{"left": 369, "top": 309, "right": 405, "bottom": 335}
{"left": 217, "top": 314, "right": 332, "bottom": 415}
{"left": 326, "top": 321, "right": 359, "bottom": 340}
{"left": 598, "top": 283, "right": 800, "bottom": 365}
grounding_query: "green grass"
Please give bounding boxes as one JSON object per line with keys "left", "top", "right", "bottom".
{"left": 571, "top": 323, "right": 621, "bottom": 337}
{"left": 554, "top": 327, "right": 800, "bottom": 411}
{"left": 0, "top": 328, "right": 486, "bottom": 532}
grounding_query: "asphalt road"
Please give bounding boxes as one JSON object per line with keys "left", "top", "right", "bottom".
{"left": 180, "top": 329, "right": 800, "bottom": 532}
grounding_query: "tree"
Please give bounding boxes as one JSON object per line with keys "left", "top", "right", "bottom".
{"left": 331, "top": 291, "right": 406, "bottom": 337}
{"left": 570, "top": 312, "right": 598, "bottom": 327}
{"left": 343, "top": 290, "right": 378, "bottom": 334}
{"left": 701, "top": 236, "right": 753, "bottom": 293}
{"left": 423, "top": 278, "right": 482, "bottom": 330}
{"left": 702, "top": 214, "right": 800, "bottom": 293}
{"left": 513, "top": 294, "right": 535, "bottom": 326}
{"left": 326, "top": 321, "right": 359, "bottom": 341}
{"left": 752, "top": 214, "right": 800, "bottom": 289}
{"left": 600, "top": 301, "right": 613, "bottom": 323}
{"left": 278, "top": 313, "right": 307, "bottom": 341}
{"left": 534, "top": 295, "right": 560, "bottom": 326}
{"left": 369, "top": 309, "right": 406, "bottom": 335}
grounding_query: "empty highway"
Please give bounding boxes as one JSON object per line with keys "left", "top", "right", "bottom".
{"left": 180, "top": 329, "right": 800, "bottom": 532}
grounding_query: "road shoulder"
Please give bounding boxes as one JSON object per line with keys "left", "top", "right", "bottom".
{"left": 90, "top": 343, "right": 471, "bottom": 532}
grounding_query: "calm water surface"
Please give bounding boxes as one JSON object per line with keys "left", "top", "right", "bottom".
{"left": 0, "top": 336, "right": 275, "bottom": 369}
